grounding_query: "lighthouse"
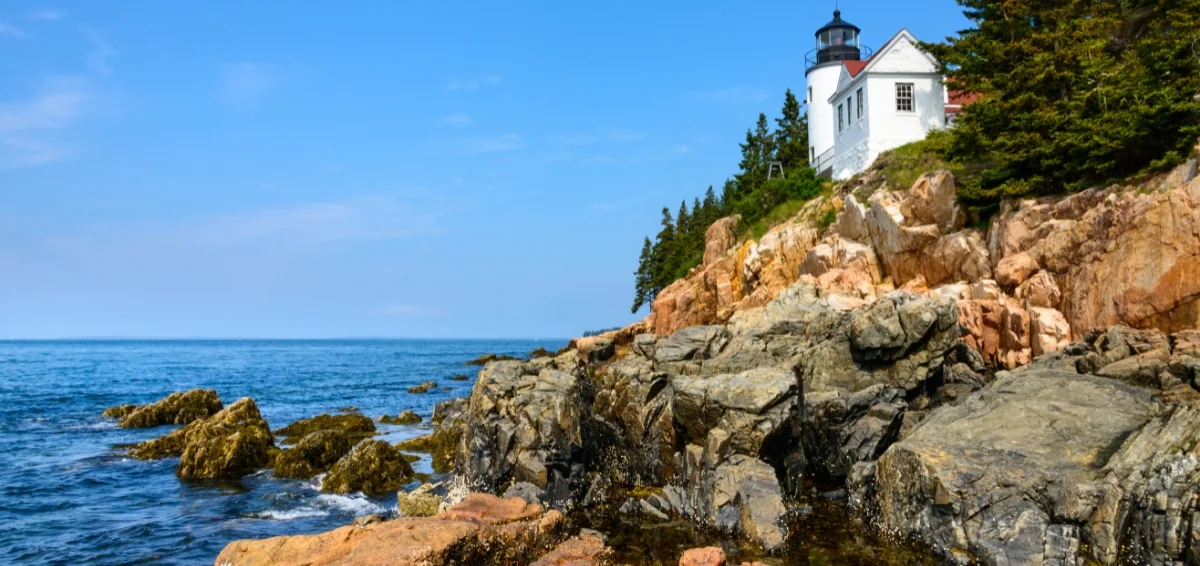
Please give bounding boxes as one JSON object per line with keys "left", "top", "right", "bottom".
{"left": 805, "top": 10, "right": 866, "bottom": 177}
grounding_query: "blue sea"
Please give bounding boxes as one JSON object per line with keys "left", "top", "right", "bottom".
{"left": 0, "top": 339, "right": 563, "bottom": 565}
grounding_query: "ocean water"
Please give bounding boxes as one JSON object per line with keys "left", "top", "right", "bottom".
{"left": 0, "top": 339, "right": 561, "bottom": 565}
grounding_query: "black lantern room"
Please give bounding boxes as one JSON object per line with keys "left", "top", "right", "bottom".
{"left": 814, "top": 10, "right": 862, "bottom": 65}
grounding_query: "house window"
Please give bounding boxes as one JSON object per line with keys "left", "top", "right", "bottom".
{"left": 856, "top": 88, "right": 864, "bottom": 120}
{"left": 808, "top": 87, "right": 813, "bottom": 105}
{"left": 896, "top": 83, "right": 914, "bottom": 112}
{"left": 847, "top": 98, "right": 853, "bottom": 123}
{"left": 838, "top": 104, "right": 844, "bottom": 132}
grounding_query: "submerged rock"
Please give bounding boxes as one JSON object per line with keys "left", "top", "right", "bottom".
{"left": 529, "top": 531, "right": 612, "bottom": 566}
{"left": 321, "top": 439, "right": 414, "bottom": 495}
{"left": 449, "top": 374, "right": 471, "bottom": 381}
{"left": 407, "top": 381, "right": 437, "bottom": 394}
{"left": 272, "top": 429, "right": 352, "bottom": 479}
{"left": 378, "top": 410, "right": 421, "bottom": 425}
{"left": 106, "top": 389, "right": 223, "bottom": 428}
{"left": 215, "top": 493, "right": 568, "bottom": 566}
{"left": 274, "top": 413, "right": 375, "bottom": 445}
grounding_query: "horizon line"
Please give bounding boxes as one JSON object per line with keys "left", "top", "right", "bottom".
{"left": 0, "top": 336, "right": 575, "bottom": 342}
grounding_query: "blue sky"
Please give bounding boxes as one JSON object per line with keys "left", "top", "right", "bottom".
{"left": 0, "top": 1, "right": 968, "bottom": 339}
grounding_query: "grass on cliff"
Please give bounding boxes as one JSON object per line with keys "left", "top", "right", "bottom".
{"left": 847, "top": 130, "right": 990, "bottom": 215}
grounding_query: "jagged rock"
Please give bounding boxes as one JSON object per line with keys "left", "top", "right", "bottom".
{"left": 107, "top": 389, "right": 222, "bottom": 428}
{"left": 215, "top": 494, "right": 568, "bottom": 566}
{"left": 457, "top": 357, "right": 587, "bottom": 500}
{"left": 408, "top": 381, "right": 437, "bottom": 394}
{"left": 176, "top": 397, "right": 274, "bottom": 480}
{"left": 378, "top": 410, "right": 421, "bottom": 425}
{"left": 706, "top": 455, "right": 788, "bottom": 551}
{"left": 273, "top": 429, "right": 352, "bottom": 479}
{"left": 321, "top": 439, "right": 414, "bottom": 495}
{"left": 672, "top": 367, "right": 798, "bottom": 456}
{"left": 397, "top": 483, "right": 442, "bottom": 517}
{"left": 654, "top": 325, "right": 729, "bottom": 364}
{"left": 704, "top": 215, "right": 740, "bottom": 267}
{"left": 503, "top": 482, "right": 547, "bottom": 506}
{"left": 274, "top": 413, "right": 375, "bottom": 445}
{"left": 870, "top": 370, "right": 1162, "bottom": 565}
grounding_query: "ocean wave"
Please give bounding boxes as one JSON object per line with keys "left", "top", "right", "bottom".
{"left": 251, "top": 507, "right": 329, "bottom": 520}
{"left": 60, "top": 421, "right": 118, "bottom": 431}
{"left": 313, "top": 493, "right": 385, "bottom": 516}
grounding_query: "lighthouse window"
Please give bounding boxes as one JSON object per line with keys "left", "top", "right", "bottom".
{"left": 838, "top": 104, "right": 844, "bottom": 133}
{"left": 896, "top": 83, "right": 914, "bottom": 113}
{"left": 856, "top": 88, "right": 864, "bottom": 120}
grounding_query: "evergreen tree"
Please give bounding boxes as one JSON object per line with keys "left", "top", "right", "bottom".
{"left": 649, "top": 207, "right": 676, "bottom": 295}
{"left": 926, "top": 0, "right": 1200, "bottom": 201}
{"left": 774, "top": 89, "right": 809, "bottom": 170}
{"left": 631, "top": 237, "right": 654, "bottom": 313}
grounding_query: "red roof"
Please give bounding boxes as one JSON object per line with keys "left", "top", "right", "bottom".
{"left": 843, "top": 59, "right": 869, "bottom": 78}
{"left": 946, "top": 89, "right": 981, "bottom": 106}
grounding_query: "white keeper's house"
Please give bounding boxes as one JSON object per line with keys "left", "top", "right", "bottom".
{"left": 805, "top": 10, "right": 971, "bottom": 180}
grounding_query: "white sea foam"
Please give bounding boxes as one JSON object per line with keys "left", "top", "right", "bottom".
{"left": 252, "top": 507, "right": 329, "bottom": 520}
{"left": 314, "top": 493, "right": 385, "bottom": 516}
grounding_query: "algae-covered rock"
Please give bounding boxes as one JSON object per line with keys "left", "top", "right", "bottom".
{"left": 378, "top": 410, "right": 421, "bottom": 425}
{"left": 396, "top": 483, "right": 441, "bottom": 517}
{"left": 101, "top": 404, "right": 137, "bottom": 419}
{"left": 273, "top": 429, "right": 352, "bottom": 479}
{"left": 109, "top": 389, "right": 223, "bottom": 428}
{"left": 465, "top": 353, "right": 520, "bottom": 366}
{"left": 449, "top": 374, "right": 471, "bottom": 381}
{"left": 321, "top": 440, "right": 414, "bottom": 495}
{"left": 274, "top": 413, "right": 375, "bottom": 445}
{"left": 407, "top": 381, "right": 437, "bottom": 394}
{"left": 396, "top": 398, "right": 467, "bottom": 473}
{"left": 528, "top": 347, "right": 554, "bottom": 359}
{"left": 176, "top": 397, "right": 274, "bottom": 479}
{"left": 128, "top": 421, "right": 195, "bottom": 460}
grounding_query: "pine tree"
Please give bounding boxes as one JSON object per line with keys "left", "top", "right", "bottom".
{"left": 774, "top": 89, "right": 809, "bottom": 170}
{"left": 631, "top": 237, "right": 654, "bottom": 313}
{"left": 926, "top": 0, "right": 1200, "bottom": 202}
{"left": 649, "top": 207, "right": 676, "bottom": 295}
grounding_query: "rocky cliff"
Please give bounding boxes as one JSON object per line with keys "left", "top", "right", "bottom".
{"left": 648, "top": 141, "right": 1200, "bottom": 370}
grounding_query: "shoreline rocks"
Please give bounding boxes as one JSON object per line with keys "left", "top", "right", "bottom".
{"left": 378, "top": 409, "right": 421, "bottom": 425}
{"left": 321, "top": 439, "right": 414, "bottom": 495}
{"left": 104, "top": 389, "right": 222, "bottom": 429}
{"left": 274, "top": 413, "right": 375, "bottom": 445}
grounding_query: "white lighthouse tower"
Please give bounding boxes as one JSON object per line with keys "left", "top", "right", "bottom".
{"left": 805, "top": 10, "right": 868, "bottom": 177}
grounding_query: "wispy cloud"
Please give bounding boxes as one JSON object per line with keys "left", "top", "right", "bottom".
{"left": 441, "top": 113, "right": 474, "bottom": 126}
{"left": 0, "top": 137, "right": 68, "bottom": 168}
{"left": 689, "top": 85, "right": 771, "bottom": 103}
{"left": 0, "top": 77, "right": 89, "bottom": 167}
{"left": 0, "top": 22, "right": 30, "bottom": 39}
{"left": 84, "top": 29, "right": 116, "bottom": 75}
{"left": 444, "top": 74, "right": 503, "bottom": 91}
{"left": 219, "top": 62, "right": 276, "bottom": 109}
{"left": 674, "top": 145, "right": 692, "bottom": 154}
{"left": 174, "top": 196, "right": 443, "bottom": 246}
{"left": 459, "top": 134, "right": 523, "bottom": 153}
{"left": 29, "top": 9, "right": 66, "bottom": 21}
{"left": 548, "top": 129, "right": 647, "bottom": 146}
{"left": 381, "top": 305, "right": 440, "bottom": 317}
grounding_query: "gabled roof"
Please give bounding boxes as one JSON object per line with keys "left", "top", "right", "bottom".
{"left": 829, "top": 29, "right": 940, "bottom": 102}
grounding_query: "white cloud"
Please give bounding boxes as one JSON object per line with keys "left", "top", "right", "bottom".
{"left": 29, "top": 9, "right": 66, "bottom": 21}
{"left": 460, "top": 134, "right": 523, "bottom": 153}
{"left": 0, "top": 77, "right": 89, "bottom": 167}
{"left": 689, "top": 85, "right": 771, "bottom": 103}
{"left": 674, "top": 145, "right": 692, "bottom": 154}
{"left": 445, "top": 74, "right": 503, "bottom": 91}
{"left": 0, "top": 22, "right": 30, "bottom": 38}
{"left": 84, "top": 29, "right": 116, "bottom": 75}
{"left": 441, "top": 113, "right": 474, "bottom": 126}
{"left": 174, "top": 196, "right": 443, "bottom": 246}
{"left": 219, "top": 62, "right": 276, "bottom": 109}
{"left": 0, "top": 137, "right": 68, "bottom": 168}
